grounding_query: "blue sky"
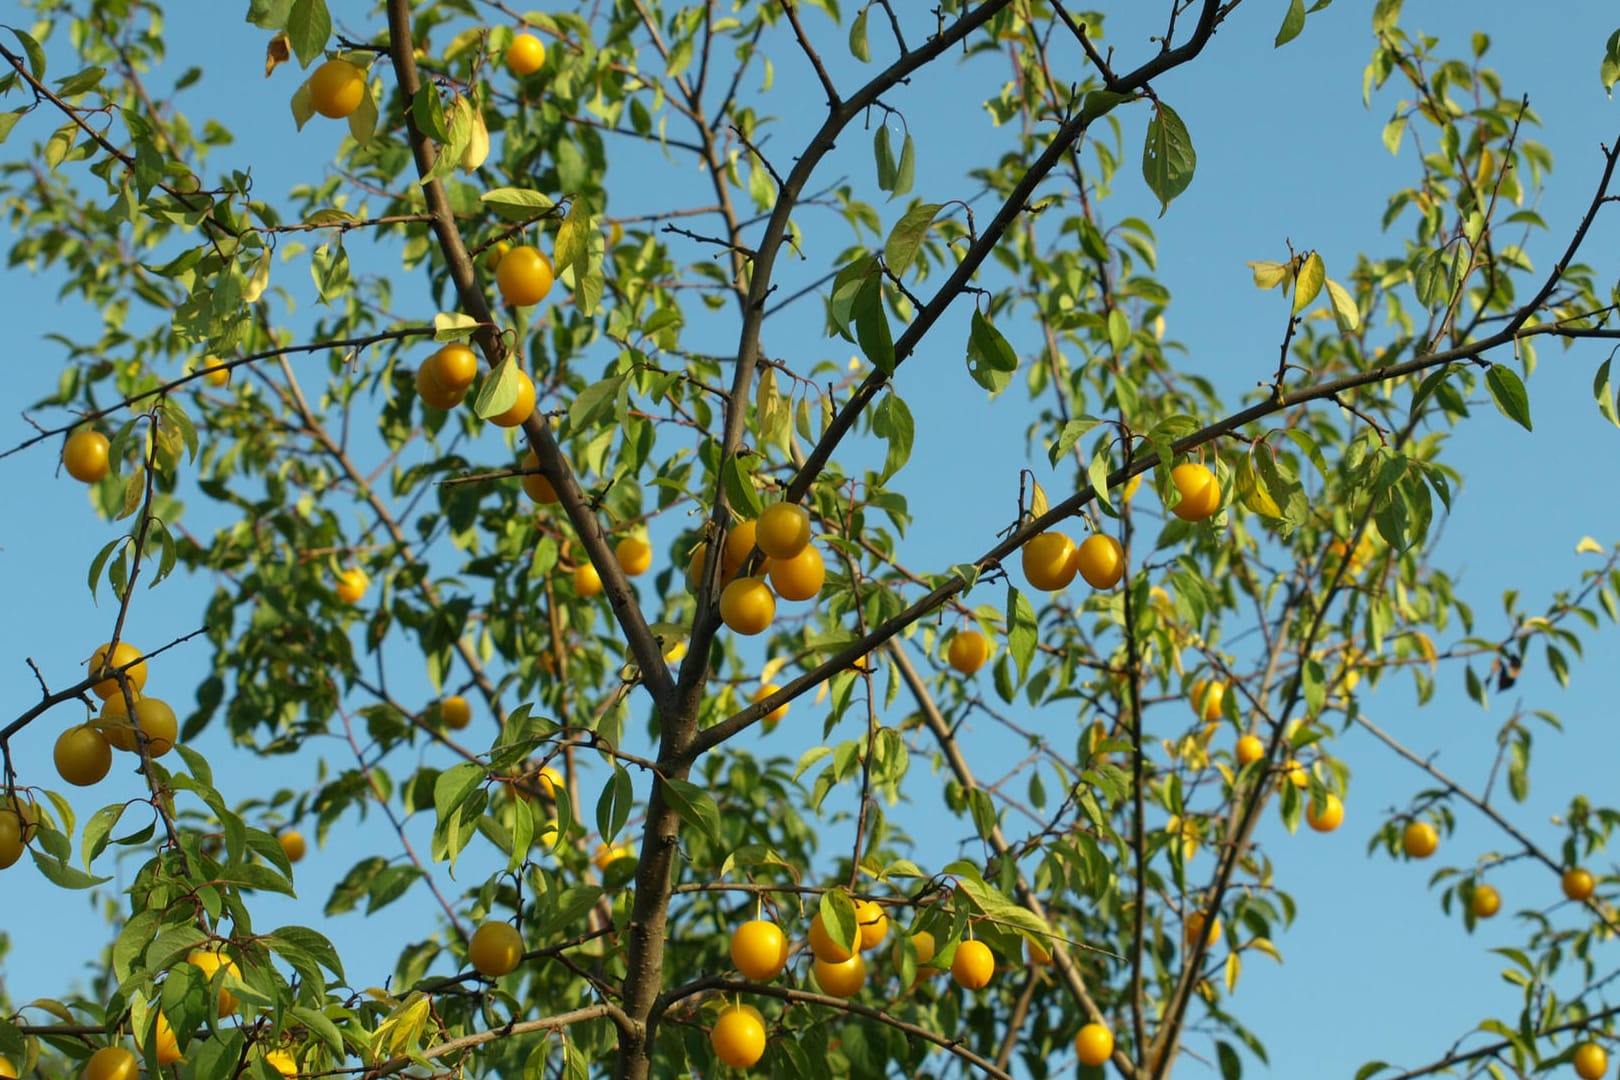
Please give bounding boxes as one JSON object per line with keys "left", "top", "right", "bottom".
{"left": 2, "top": 2, "right": 1620, "bottom": 1077}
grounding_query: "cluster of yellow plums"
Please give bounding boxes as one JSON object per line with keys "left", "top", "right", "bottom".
{"left": 52, "top": 642, "right": 176, "bottom": 792}
{"left": 1020, "top": 461, "right": 1218, "bottom": 594}
{"left": 701, "top": 898, "right": 1006, "bottom": 1069}
{"left": 694, "top": 502, "right": 824, "bottom": 637}
{"left": 63, "top": 944, "right": 300, "bottom": 1079}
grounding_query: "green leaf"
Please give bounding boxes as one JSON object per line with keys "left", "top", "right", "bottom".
{"left": 874, "top": 125, "right": 897, "bottom": 191}
{"left": 1048, "top": 417, "right": 1101, "bottom": 467}
{"left": 1275, "top": 0, "right": 1306, "bottom": 46}
{"left": 1592, "top": 358, "right": 1620, "bottom": 428}
{"left": 1005, "top": 586, "right": 1038, "bottom": 685}
{"left": 473, "top": 356, "right": 520, "bottom": 420}
{"left": 1603, "top": 30, "right": 1620, "bottom": 96}
{"left": 285, "top": 0, "right": 332, "bottom": 68}
{"left": 31, "top": 850, "right": 110, "bottom": 890}
{"left": 411, "top": 85, "right": 448, "bottom": 143}
{"left": 893, "top": 133, "right": 915, "bottom": 198}
{"left": 661, "top": 778, "right": 721, "bottom": 846}
{"left": 570, "top": 373, "right": 626, "bottom": 430}
{"left": 853, "top": 279, "right": 895, "bottom": 373}
{"left": 818, "top": 891, "right": 858, "bottom": 956}
{"left": 556, "top": 196, "right": 594, "bottom": 280}
{"left": 883, "top": 202, "right": 943, "bottom": 277}
{"left": 54, "top": 67, "right": 106, "bottom": 98}
{"left": 480, "top": 187, "right": 557, "bottom": 218}
{"left": 722, "top": 455, "right": 764, "bottom": 520}
{"left": 0, "top": 109, "right": 23, "bottom": 144}
{"left": 966, "top": 310, "right": 1018, "bottom": 393}
{"left": 871, "top": 392, "right": 914, "bottom": 482}
{"left": 1106, "top": 308, "right": 1130, "bottom": 355}
{"left": 1486, "top": 366, "right": 1532, "bottom": 431}
{"left": 1142, "top": 101, "right": 1196, "bottom": 214}
{"left": 1292, "top": 251, "right": 1325, "bottom": 315}
{"left": 291, "top": 1006, "right": 345, "bottom": 1058}
{"left": 849, "top": 7, "right": 870, "bottom": 62}
{"left": 9, "top": 28, "right": 46, "bottom": 81}
{"left": 1081, "top": 90, "right": 1133, "bottom": 124}
{"left": 597, "top": 766, "right": 633, "bottom": 845}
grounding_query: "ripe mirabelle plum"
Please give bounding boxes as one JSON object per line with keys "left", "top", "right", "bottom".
{"left": 489, "top": 370, "right": 537, "bottom": 428}
{"left": 616, "top": 537, "right": 652, "bottom": 576}
{"left": 1185, "top": 910, "right": 1220, "bottom": 949}
{"left": 710, "top": 1004, "right": 767, "bottom": 1068}
{"left": 439, "top": 696, "right": 472, "bottom": 731}
{"left": 1169, "top": 462, "right": 1221, "bottom": 521}
{"left": 101, "top": 697, "right": 175, "bottom": 754}
{"left": 0, "top": 809, "right": 27, "bottom": 870}
{"left": 1076, "top": 1023, "right": 1115, "bottom": 1067}
{"left": 768, "top": 543, "right": 824, "bottom": 601}
{"left": 468, "top": 921, "right": 524, "bottom": 977}
{"left": 130, "top": 698, "right": 177, "bottom": 757}
{"left": 520, "top": 448, "right": 559, "bottom": 504}
{"left": 308, "top": 59, "right": 366, "bottom": 120}
{"left": 416, "top": 363, "right": 466, "bottom": 410}
{"left": 335, "top": 568, "right": 369, "bottom": 604}
{"left": 1022, "top": 531, "right": 1077, "bottom": 590}
{"left": 1074, "top": 533, "right": 1125, "bottom": 589}
{"left": 496, "top": 245, "right": 555, "bottom": 307}
{"left": 752, "top": 684, "right": 788, "bottom": 730}
{"left": 812, "top": 953, "right": 866, "bottom": 997}
{"left": 723, "top": 519, "right": 760, "bottom": 571}
{"left": 1234, "top": 734, "right": 1264, "bottom": 767}
{"left": 1469, "top": 883, "right": 1501, "bottom": 919}
{"left": 506, "top": 33, "right": 546, "bottom": 76}
{"left": 1305, "top": 792, "right": 1344, "bottom": 833}
{"left": 730, "top": 920, "right": 789, "bottom": 981}
{"left": 426, "top": 344, "right": 478, "bottom": 394}
{"left": 593, "top": 842, "right": 635, "bottom": 871}
{"left": 153, "top": 1013, "right": 182, "bottom": 1065}
{"left": 1189, "top": 679, "right": 1225, "bottom": 722}
{"left": 279, "top": 831, "right": 307, "bottom": 863}
{"left": 574, "top": 562, "right": 603, "bottom": 598}
{"left": 63, "top": 429, "right": 111, "bottom": 483}
{"left": 89, "top": 641, "right": 148, "bottom": 700}
{"left": 1573, "top": 1042, "right": 1608, "bottom": 1080}
{"left": 756, "top": 502, "right": 811, "bottom": 559}
{"left": 807, "top": 913, "right": 854, "bottom": 963}
{"left": 852, "top": 899, "right": 888, "bottom": 951}
{"left": 187, "top": 947, "right": 242, "bottom": 1016}
{"left": 54, "top": 725, "right": 112, "bottom": 786}
{"left": 951, "top": 939, "right": 995, "bottom": 989}
{"left": 1402, "top": 820, "right": 1439, "bottom": 859}
{"left": 83, "top": 1046, "right": 138, "bottom": 1080}
{"left": 1563, "top": 867, "right": 1596, "bottom": 902}
{"left": 908, "top": 930, "right": 937, "bottom": 968}
{"left": 720, "top": 577, "right": 775, "bottom": 635}
{"left": 199, "top": 356, "right": 230, "bottom": 387}
{"left": 946, "top": 629, "right": 989, "bottom": 675}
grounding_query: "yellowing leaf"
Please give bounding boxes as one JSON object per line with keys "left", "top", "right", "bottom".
{"left": 1576, "top": 536, "right": 1605, "bottom": 555}
{"left": 1029, "top": 479, "right": 1049, "bottom": 520}
{"left": 432, "top": 311, "right": 479, "bottom": 339}
{"left": 1246, "top": 936, "right": 1283, "bottom": 963}
{"left": 760, "top": 655, "right": 791, "bottom": 684}
{"left": 1248, "top": 260, "right": 1292, "bottom": 290}
{"left": 1292, "top": 251, "right": 1325, "bottom": 315}
{"left": 1324, "top": 278, "right": 1360, "bottom": 332}
{"left": 1224, "top": 949, "right": 1242, "bottom": 993}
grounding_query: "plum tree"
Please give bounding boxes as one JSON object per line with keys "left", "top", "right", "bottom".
{"left": 3, "top": 2, "right": 1620, "bottom": 1080}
